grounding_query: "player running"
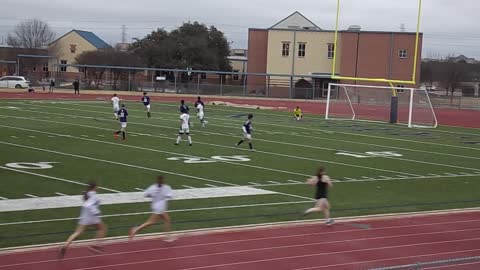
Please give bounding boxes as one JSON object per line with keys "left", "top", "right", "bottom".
{"left": 58, "top": 182, "right": 107, "bottom": 259}
{"left": 293, "top": 106, "right": 303, "bottom": 121}
{"left": 303, "top": 165, "right": 334, "bottom": 226}
{"left": 129, "top": 176, "right": 175, "bottom": 242}
{"left": 236, "top": 114, "right": 254, "bottom": 151}
{"left": 175, "top": 111, "right": 192, "bottom": 146}
{"left": 111, "top": 94, "right": 120, "bottom": 119}
{"left": 196, "top": 101, "right": 208, "bottom": 128}
{"left": 114, "top": 104, "right": 128, "bottom": 141}
{"left": 141, "top": 92, "right": 152, "bottom": 118}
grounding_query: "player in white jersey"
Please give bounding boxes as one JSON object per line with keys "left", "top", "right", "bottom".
{"left": 129, "top": 176, "right": 175, "bottom": 241}
{"left": 175, "top": 112, "right": 192, "bottom": 146}
{"left": 58, "top": 182, "right": 107, "bottom": 259}
{"left": 196, "top": 103, "right": 208, "bottom": 128}
{"left": 111, "top": 94, "right": 120, "bottom": 119}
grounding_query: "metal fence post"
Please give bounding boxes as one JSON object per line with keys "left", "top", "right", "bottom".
{"left": 242, "top": 73, "right": 247, "bottom": 96}
{"left": 174, "top": 72, "right": 178, "bottom": 93}
{"left": 197, "top": 74, "right": 200, "bottom": 95}
{"left": 128, "top": 70, "right": 131, "bottom": 91}
{"left": 220, "top": 74, "right": 223, "bottom": 96}
{"left": 267, "top": 75, "right": 270, "bottom": 97}
{"left": 290, "top": 76, "right": 293, "bottom": 99}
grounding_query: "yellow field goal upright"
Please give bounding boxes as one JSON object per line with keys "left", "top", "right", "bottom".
{"left": 330, "top": 0, "right": 423, "bottom": 85}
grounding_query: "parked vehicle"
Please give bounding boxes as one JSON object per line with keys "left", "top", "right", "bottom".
{"left": 0, "top": 76, "right": 31, "bottom": 89}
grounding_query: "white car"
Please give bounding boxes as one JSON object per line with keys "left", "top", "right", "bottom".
{"left": 0, "top": 76, "right": 30, "bottom": 89}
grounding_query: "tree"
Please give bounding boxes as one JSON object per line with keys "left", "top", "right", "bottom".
{"left": 131, "top": 22, "right": 232, "bottom": 71}
{"left": 75, "top": 49, "right": 143, "bottom": 89}
{"left": 7, "top": 19, "right": 55, "bottom": 49}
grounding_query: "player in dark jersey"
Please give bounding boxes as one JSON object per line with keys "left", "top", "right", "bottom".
{"left": 236, "top": 114, "right": 254, "bottom": 151}
{"left": 141, "top": 92, "right": 151, "bottom": 118}
{"left": 303, "top": 165, "right": 334, "bottom": 226}
{"left": 194, "top": 96, "right": 205, "bottom": 108}
{"left": 180, "top": 100, "right": 190, "bottom": 114}
{"left": 114, "top": 104, "right": 128, "bottom": 140}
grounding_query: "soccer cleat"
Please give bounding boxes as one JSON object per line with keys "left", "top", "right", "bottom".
{"left": 174, "top": 143, "right": 179, "bottom": 146}
{"left": 57, "top": 247, "right": 66, "bottom": 260}
{"left": 87, "top": 245, "right": 104, "bottom": 254}
{"left": 325, "top": 219, "right": 335, "bottom": 226}
{"left": 189, "top": 144, "right": 192, "bottom": 146}
{"left": 302, "top": 210, "right": 311, "bottom": 217}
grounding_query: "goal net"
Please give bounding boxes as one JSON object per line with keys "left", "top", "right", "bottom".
{"left": 325, "top": 83, "right": 438, "bottom": 128}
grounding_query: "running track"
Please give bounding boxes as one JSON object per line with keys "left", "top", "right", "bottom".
{"left": 1, "top": 211, "right": 479, "bottom": 270}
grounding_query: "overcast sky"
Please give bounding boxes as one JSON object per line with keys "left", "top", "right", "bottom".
{"left": 1, "top": 0, "right": 479, "bottom": 59}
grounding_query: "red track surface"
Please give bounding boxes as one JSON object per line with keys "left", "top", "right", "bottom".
{"left": 1, "top": 91, "right": 479, "bottom": 128}
{"left": 1, "top": 211, "right": 479, "bottom": 270}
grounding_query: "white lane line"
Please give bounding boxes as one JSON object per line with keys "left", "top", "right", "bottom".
{"left": 47, "top": 136, "right": 56, "bottom": 138}
{"left": 27, "top": 136, "right": 36, "bottom": 138}
{"left": 0, "top": 166, "right": 121, "bottom": 193}
{"left": 205, "top": 184, "right": 218, "bottom": 187}
{"left": 97, "top": 135, "right": 105, "bottom": 137}
{"left": 80, "top": 135, "right": 89, "bottom": 138}
{"left": 248, "top": 182, "right": 260, "bottom": 185}
{"left": 0, "top": 196, "right": 7, "bottom": 200}
{"left": 55, "top": 192, "right": 68, "bottom": 196}
{"left": 379, "top": 176, "right": 391, "bottom": 179}
{"left": 288, "top": 180, "right": 301, "bottom": 183}
{"left": 268, "top": 181, "right": 280, "bottom": 184}
{"left": 24, "top": 194, "right": 38, "bottom": 198}
{"left": 9, "top": 136, "right": 18, "bottom": 139}
{"left": 182, "top": 185, "right": 196, "bottom": 189}
{"left": 134, "top": 188, "right": 144, "bottom": 191}
{"left": 344, "top": 177, "right": 357, "bottom": 181}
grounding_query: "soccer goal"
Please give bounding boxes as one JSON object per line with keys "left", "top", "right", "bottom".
{"left": 325, "top": 83, "right": 438, "bottom": 128}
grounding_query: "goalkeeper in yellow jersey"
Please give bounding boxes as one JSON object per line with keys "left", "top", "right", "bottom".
{"left": 293, "top": 106, "right": 303, "bottom": 121}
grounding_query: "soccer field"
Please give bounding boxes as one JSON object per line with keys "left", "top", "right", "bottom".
{"left": 0, "top": 98, "right": 479, "bottom": 249}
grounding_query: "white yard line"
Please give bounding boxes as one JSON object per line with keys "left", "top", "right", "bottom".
{"left": 0, "top": 166, "right": 121, "bottom": 193}
{"left": 28, "top": 104, "right": 480, "bottom": 170}
{"left": 0, "top": 187, "right": 277, "bottom": 212}
{"left": 0, "top": 140, "right": 236, "bottom": 187}
{"left": 0, "top": 114, "right": 422, "bottom": 177}
{"left": 55, "top": 192, "right": 68, "bottom": 196}
{"left": 0, "top": 196, "right": 8, "bottom": 200}
{"left": 0, "top": 200, "right": 311, "bottom": 226}
{"left": 69, "top": 103, "right": 480, "bottom": 152}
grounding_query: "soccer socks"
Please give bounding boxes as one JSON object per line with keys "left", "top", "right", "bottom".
{"left": 188, "top": 136, "right": 192, "bottom": 145}
{"left": 248, "top": 143, "right": 253, "bottom": 150}
{"left": 237, "top": 140, "right": 244, "bottom": 146}
{"left": 147, "top": 112, "right": 151, "bottom": 118}
{"left": 122, "top": 132, "right": 126, "bottom": 140}
{"left": 114, "top": 113, "right": 118, "bottom": 119}
{"left": 176, "top": 136, "right": 181, "bottom": 144}
{"left": 304, "top": 207, "right": 321, "bottom": 215}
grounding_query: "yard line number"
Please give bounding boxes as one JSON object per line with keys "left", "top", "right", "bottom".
{"left": 167, "top": 155, "right": 251, "bottom": 164}
{"left": 336, "top": 151, "right": 403, "bottom": 158}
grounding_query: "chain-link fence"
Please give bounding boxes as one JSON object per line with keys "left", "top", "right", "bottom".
{"left": 49, "top": 64, "right": 480, "bottom": 110}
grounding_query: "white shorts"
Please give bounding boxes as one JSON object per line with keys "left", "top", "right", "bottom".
{"left": 198, "top": 112, "right": 204, "bottom": 120}
{"left": 78, "top": 209, "right": 101, "bottom": 226}
{"left": 113, "top": 105, "right": 120, "bottom": 112}
{"left": 243, "top": 133, "right": 252, "bottom": 140}
{"left": 152, "top": 201, "right": 168, "bottom": 214}
{"left": 145, "top": 104, "right": 151, "bottom": 110}
{"left": 179, "top": 126, "right": 190, "bottom": 134}
{"left": 121, "top": 122, "right": 127, "bottom": 128}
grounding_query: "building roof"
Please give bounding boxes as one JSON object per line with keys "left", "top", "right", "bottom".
{"left": 50, "top": 29, "right": 111, "bottom": 49}
{"left": 270, "top": 11, "right": 321, "bottom": 30}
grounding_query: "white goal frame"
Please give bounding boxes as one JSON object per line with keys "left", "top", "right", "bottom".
{"left": 325, "top": 83, "right": 438, "bottom": 128}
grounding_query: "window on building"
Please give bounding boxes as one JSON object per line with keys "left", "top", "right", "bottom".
{"left": 70, "top": 44, "right": 77, "bottom": 53}
{"left": 327, "top": 43, "right": 335, "bottom": 59}
{"left": 396, "top": 85, "right": 405, "bottom": 93}
{"left": 282, "top": 42, "right": 290, "bottom": 57}
{"left": 399, "top": 49, "right": 408, "bottom": 59}
{"left": 60, "top": 60, "right": 67, "bottom": 72}
{"left": 32, "top": 65, "right": 37, "bottom": 72}
{"left": 298, "top": 43, "right": 306, "bottom": 58}
{"left": 201, "top": 73, "right": 207, "bottom": 79}
{"left": 233, "top": 70, "right": 239, "bottom": 81}
{"left": 42, "top": 64, "right": 49, "bottom": 72}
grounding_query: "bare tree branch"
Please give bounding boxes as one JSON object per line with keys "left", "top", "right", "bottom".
{"left": 7, "top": 19, "right": 55, "bottom": 49}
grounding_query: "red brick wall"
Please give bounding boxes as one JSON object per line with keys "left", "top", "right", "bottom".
{"left": 247, "top": 29, "right": 268, "bottom": 93}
